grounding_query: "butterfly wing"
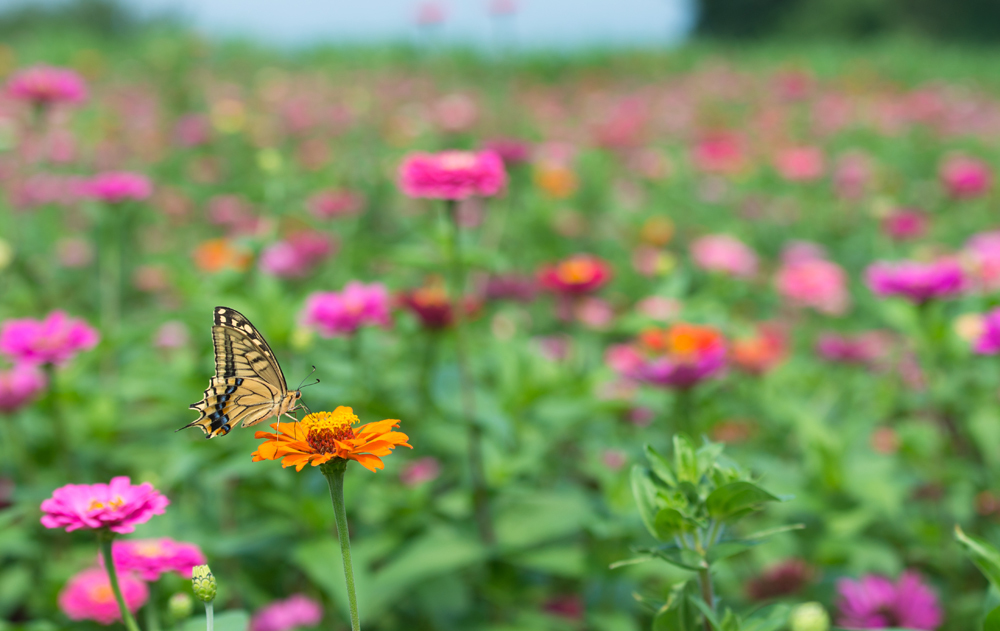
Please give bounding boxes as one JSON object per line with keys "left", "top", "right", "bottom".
{"left": 180, "top": 307, "right": 300, "bottom": 439}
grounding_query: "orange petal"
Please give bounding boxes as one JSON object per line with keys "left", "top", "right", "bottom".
{"left": 350, "top": 453, "right": 385, "bottom": 472}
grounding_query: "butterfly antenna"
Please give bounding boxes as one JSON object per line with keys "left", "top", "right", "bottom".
{"left": 296, "top": 366, "right": 319, "bottom": 390}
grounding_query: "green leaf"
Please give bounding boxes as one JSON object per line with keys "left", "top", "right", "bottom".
{"left": 645, "top": 444, "right": 676, "bottom": 486}
{"left": 653, "top": 580, "right": 701, "bottom": 631}
{"left": 956, "top": 525, "right": 1000, "bottom": 591}
{"left": 673, "top": 435, "right": 699, "bottom": 484}
{"left": 742, "top": 604, "right": 792, "bottom": 631}
{"left": 646, "top": 545, "right": 707, "bottom": 571}
{"left": 609, "top": 555, "right": 655, "bottom": 570}
{"left": 688, "top": 595, "right": 722, "bottom": 630}
{"left": 705, "top": 481, "right": 781, "bottom": 520}
{"left": 654, "top": 508, "right": 693, "bottom": 540}
{"left": 741, "top": 523, "right": 806, "bottom": 541}
{"left": 707, "top": 539, "right": 760, "bottom": 564}
{"left": 632, "top": 466, "right": 661, "bottom": 538}
{"left": 984, "top": 605, "right": 1000, "bottom": 631}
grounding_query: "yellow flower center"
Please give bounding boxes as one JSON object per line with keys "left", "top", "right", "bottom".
{"left": 556, "top": 258, "right": 597, "bottom": 285}
{"left": 87, "top": 497, "right": 125, "bottom": 511}
{"left": 137, "top": 542, "right": 164, "bottom": 557}
{"left": 88, "top": 584, "right": 116, "bottom": 604}
{"left": 303, "top": 408, "right": 359, "bottom": 454}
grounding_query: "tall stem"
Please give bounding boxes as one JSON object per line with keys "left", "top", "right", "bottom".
{"left": 673, "top": 388, "right": 694, "bottom": 437}
{"left": 697, "top": 567, "right": 714, "bottom": 631}
{"left": 98, "top": 533, "right": 142, "bottom": 631}
{"left": 145, "top": 581, "right": 161, "bottom": 631}
{"left": 443, "top": 200, "right": 494, "bottom": 544}
{"left": 204, "top": 603, "right": 213, "bottom": 631}
{"left": 321, "top": 459, "right": 361, "bottom": 631}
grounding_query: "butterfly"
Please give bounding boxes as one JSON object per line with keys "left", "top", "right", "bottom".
{"left": 180, "top": 306, "right": 303, "bottom": 439}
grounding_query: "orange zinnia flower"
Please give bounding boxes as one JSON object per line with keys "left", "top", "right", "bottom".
{"left": 251, "top": 407, "right": 410, "bottom": 472}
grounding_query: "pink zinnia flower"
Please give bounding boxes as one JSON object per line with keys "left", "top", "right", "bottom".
{"left": 963, "top": 231, "right": 1000, "bottom": 292}
{"left": 836, "top": 571, "right": 942, "bottom": 630}
{"left": 398, "top": 151, "right": 506, "bottom": 200}
{"left": 259, "top": 232, "right": 335, "bottom": 278}
{"left": 400, "top": 457, "right": 441, "bottom": 487}
{"left": 59, "top": 567, "right": 148, "bottom": 625}
{"left": 482, "top": 138, "right": 532, "bottom": 166}
{"left": 250, "top": 594, "right": 323, "bottom": 631}
{"left": 866, "top": 259, "right": 966, "bottom": 303}
{"left": 40, "top": 476, "right": 169, "bottom": 534}
{"left": 882, "top": 209, "right": 928, "bottom": 241}
{"left": 747, "top": 559, "right": 815, "bottom": 601}
{"left": 609, "top": 324, "right": 727, "bottom": 389}
{"left": 0, "top": 311, "right": 99, "bottom": 365}
{"left": 775, "top": 258, "right": 850, "bottom": 315}
{"left": 816, "top": 332, "right": 892, "bottom": 366}
{"left": 692, "top": 133, "right": 746, "bottom": 176}
{"left": 973, "top": 308, "right": 1000, "bottom": 355}
{"left": 940, "top": 154, "right": 992, "bottom": 199}
{"left": 7, "top": 65, "right": 87, "bottom": 106}
{"left": 108, "top": 538, "right": 206, "bottom": 581}
{"left": 690, "top": 234, "right": 758, "bottom": 279}
{"left": 773, "top": 146, "right": 825, "bottom": 182}
{"left": 306, "top": 189, "right": 365, "bottom": 219}
{"left": 0, "top": 362, "right": 47, "bottom": 413}
{"left": 81, "top": 172, "right": 153, "bottom": 204}
{"left": 301, "top": 282, "right": 392, "bottom": 337}
{"left": 538, "top": 254, "right": 612, "bottom": 295}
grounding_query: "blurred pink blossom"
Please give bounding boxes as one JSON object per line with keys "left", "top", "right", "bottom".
{"left": 837, "top": 571, "right": 941, "bottom": 630}
{"left": 775, "top": 258, "right": 850, "bottom": 315}
{"left": 866, "top": 259, "right": 966, "bottom": 303}
{"left": 815, "top": 331, "right": 893, "bottom": 366}
{"left": 415, "top": 2, "right": 446, "bottom": 26}
{"left": 59, "top": 567, "right": 148, "bottom": 625}
{"left": 307, "top": 189, "right": 365, "bottom": 219}
{"left": 7, "top": 65, "right": 87, "bottom": 106}
{"left": 882, "top": 209, "right": 929, "bottom": 240}
{"left": 433, "top": 93, "right": 479, "bottom": 133}
{"left": 833, "top": 152, "right": 874, "bottom": 200}
{"left": 250, "top": 594, "right": 323, "bottom": 631}
{"left": 173, "top": 114, "right": 211, "bottom": 147}
{"left": 691, "top": 133, "right": 746, "bottom": 176}
{"left": 0, "top": 362, "right": 47, "bottom": 413}
{"left": 973, "top": 308, "right": 1000, "bottom": 355}
{"left": 81, "top": 172, "right": 153, "bottom": 204}
{"left": 773, "top": 146, "right": 825, "bottom": 182}
{"left": 154, "top": 321, "right": 190, "bottom": 350}
{"left": 301, "top": 282, "right": 392, "bottom": 337}
{"left": 690, "top": 234, "right": 758, "bottom": 279}
{"left": 0, "top": 311, "right": 99, "bottom": 365}
{"left": 940, "top": 154, "right": 992, "bottom": 199}
{"left": 398, "top": 150, "right": 506, "bottom": 199}
{"left": 482, "top": 138, "right": 532, "bottom": 166}
{"left": 109, "top": 538, "right": 206, "bottom": 581}
{"left": 259, "top": 232, "right": 335, "bottom": 278}
{"left": 400, "top": 457, "right": 441, "bottom": 487}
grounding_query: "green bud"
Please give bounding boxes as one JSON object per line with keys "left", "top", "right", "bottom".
{"left": 790, "top": 602, "right": 829, "bottom": 631}
{"left": 168, "top": 592, "right": 193, "bottom": 621}
{"left": 191, "top": 565, "right": 217, "bottom": 603}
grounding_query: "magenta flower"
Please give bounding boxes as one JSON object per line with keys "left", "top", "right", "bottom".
{"left": 40, "top": 476, "right": 169, "bottom": 534}
{"left": 307, "top": 189, "right": 365, "bottom": 219}
{"left": 301, "top": 282, "right": 392, "bottom": 337}
{"left": 398, "top": 150, "right": 506, "bottom": 200}
{"left": 608, "top": 324, "right": 727, "bottom": 389}
{"left": 973, "top": 308, "right": 1000, "bottom": 355}
{"left": 250, "top": 594, "right": 323, "bottom": 631}
{"left": 81, "top": 172, "right": 153, "bottom": 204}
{"left": 7, "top": 65, "right": 87, "bottom": 106}
{"left": 0, "top": 362, "right": 47, "bottom": 413}
{"left": 482, "top": 138, "right": 532, "bottom": 166}
{"left": 865, "top": 259, "right": 966, "bottom": 303}
{"left": 690, "top": 234, "right": 758, "bottom": 279}
{"left": 0, "top": 311, "right": 99, "bottom": 365}
{"left": 400, "top": 457, "right": 442, "bottom": 487}
{"left": 773, "top": 146, "right": 825, "bottom": 182}
{"left": 259, "top": 232, "right": 335, "bottom": 278}
{"left": 107, "top": 538, "right": 206, "bottom": 581}
{"left": 940, "top": 154, "right": 992, "bottom": 199}
{"left": 837, "top": 571, "right": 942, "bottom": 630}
{"left": 816, "top": 332, "right": 893, "bottom": 366}
{"left": 775, "top": 257, "right": 850, "bottom": 315}
{"left": 882, "top": 209, "right": 929, "bottom": 241}
{"left": 59, "top": 567, "right": 148, "bottom": 625}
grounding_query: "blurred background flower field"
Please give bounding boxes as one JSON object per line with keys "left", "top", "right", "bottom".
{"left": 5, "top": 1, "right": 1000, "bottom": 630}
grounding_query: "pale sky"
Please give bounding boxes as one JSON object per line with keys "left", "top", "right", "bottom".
{"left": 115, "top": 0, "right": 697, "bottom": 48}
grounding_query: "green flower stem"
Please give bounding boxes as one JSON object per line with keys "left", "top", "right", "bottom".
{"left": 697, "top": 567, "right": 714, "bottom": 631}
{"left": 145, "top": 581, "right": 161, "bottom": 631}
{"left": 98, "top": 533, "right": 142, "bottom": 631}
{"left": 443, "top": 200, "right": 494, "bottom": 545}
{"left": 321, "top": 459, "right": 361, "bottom": 631}
{"left": 204, "top": 602, "right": 213, "bottom": 631}
{"left": 673, "top": 388, "right": 694, "bottom": 437}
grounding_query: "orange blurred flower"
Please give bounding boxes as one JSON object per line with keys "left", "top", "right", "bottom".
{"left": 192, "top": 239, "right": 251, "bottom": 273}
{"left": 732, "top": 324, "right": 787, "bottom": 374}
{"left": 534, "top": 163, "right": 578, "bottom": 199}
{"left": 252, "top": 407, "right": 411, "bottom": 472}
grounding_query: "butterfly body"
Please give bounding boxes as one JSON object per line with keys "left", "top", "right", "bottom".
{"left": 181, "top": 307, "right": 302, "bottom": 438}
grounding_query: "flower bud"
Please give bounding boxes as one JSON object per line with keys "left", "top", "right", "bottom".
{"left": 790, "top": 602, "right": 829, "bottom": 631}
{"left": 168, "top": 592, "right": 193, "bottom": 621}
{"left": 191, "top": 565, "right": 216, "bottom": 603}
